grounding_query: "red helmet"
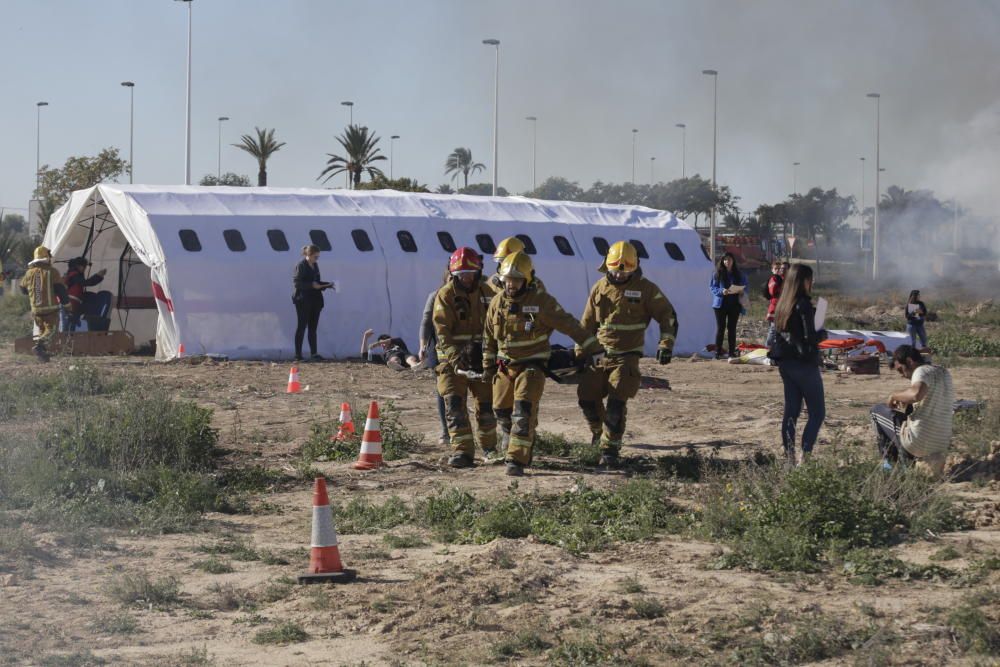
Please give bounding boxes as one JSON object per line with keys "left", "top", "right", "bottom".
{"left": 449, "top": 247, "right": 483, "bottom": 274}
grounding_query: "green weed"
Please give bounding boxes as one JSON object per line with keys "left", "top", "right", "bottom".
{"left": 382, "top": 532, "right": 428, "bottom": 549}
{"left": 334, "top": 495, "right": 412, "bottom": 534}
{"left": 90, "top": 611, "right": 139, "bottom": 635}
{"left": 106, "top": 571, "right": 181, "bottom": 608}
{"left": 630, "top": 597, "right": 666, "bottom": 619}
{"left": 300, "top": 400, "right": 422, "bottom": 463}
{"left": 192, "top": 557, "right": 234, "bottom": 574}
{"left": 839, "top": 548, "right": 955, "bottom": 585}
{"left": 251, "top": 621, "right": 308, "bottom": 645}
{"left": 948, "top": 596, "right": 1000, "bottom": 654}
{"left": 489, "top": 630, "right": 550, "bottom": 659}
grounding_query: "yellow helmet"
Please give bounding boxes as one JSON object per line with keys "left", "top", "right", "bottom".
{"left": 33, "top": 246, "right": 52, "bottom": 262}
{"left": 493, "top": 236, "right": 525, "bottom": 263}
{"left": 605, "top": 241, "right": 638, "bottom": 273}
{"left": 498, "top": 251, "right": 534, "bottom": 281}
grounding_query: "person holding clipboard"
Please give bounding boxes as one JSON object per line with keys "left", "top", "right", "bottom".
{"left": 905, "top": 290, "right": 928, "bottom": 349}
{"left": 292, "top": 244, "right": 333, "bottom": 361}
{"left": 709, "top": 252, "right": 748, "bottom": 359}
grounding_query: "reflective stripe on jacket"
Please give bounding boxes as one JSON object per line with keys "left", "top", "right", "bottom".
{"left": 433, "top": 277, "right": 494, "bottom": 362}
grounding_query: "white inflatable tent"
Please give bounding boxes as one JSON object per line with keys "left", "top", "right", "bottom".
{"left": 43, "top": 185, "right": 715, "bottom": 360}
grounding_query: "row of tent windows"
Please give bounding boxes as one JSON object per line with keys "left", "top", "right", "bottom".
{"left": 177, "top": 228, "right": 692, "bottom": 262}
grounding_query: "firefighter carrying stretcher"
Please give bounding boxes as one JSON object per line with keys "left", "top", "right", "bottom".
{"left": 433, "top": 247, "right": 499, "bottom": 468}
{"left": 577, "top": 241, "right": 679, "bottom": 467}
{"left": 483, "top": 251, "right": 604, "bottom": 477}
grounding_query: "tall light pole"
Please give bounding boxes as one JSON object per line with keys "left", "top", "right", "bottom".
{"left": 35, "top": 101, "right": 48, "bottom": 191}
{"left": 390, "top": 135, "right": 400, "bottom": 180}
{"left": 121, "top": 82, "right": 135, "bottom": 183}
{"left": 867, "top": 92, "right": 881, "bottom": 279}
{"left": 177, "top": 0, "right": 193, "bottom": 185}
{"left": 675, "top": 123, "right": 686, "bottom": 178}
{"left": 483, "top": 39, "right": 500, "bottom": 196}
{"left": 631, "top": 129, "right": 638, "bottom": 184}
{"left": 525, "top": 116, "right": 537, "bottom": 191}
{"left": 859, "top": 157, "right": 866, "bottom": 249}
{"left": 792, "top": 161, "right": 801, "bottom": 195}
{"left": 703, "top": 69, "right": 719, "bottom": 262}
{"left": 340, "top": 101, "right": 353, "bottom": 126}
{"left": 216, "top": 116, "right": 229, "bottom": 180}
{"left": 650, "top": 156, "right": 656, "bottom": 184}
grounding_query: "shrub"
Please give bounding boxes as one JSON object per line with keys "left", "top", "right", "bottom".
{"left": 533, "top": 431, "right": 601, "bottom": 467}
{"left": 948, "top": 597, "right": 1000, "bottom": 654}
{"left": 953, "top": 397, "right": 999, "bottom": 460}
{"left": 252, "top": 621, "right": 308, "bottom": 645}
{"left": 106, "top": 571, "right": 181, "bottom": 608}
{"left": 334, "top": 495, "right": 412, "bottom": 534}
{"left": 838, "top": 548, "right": 955, "bottom": 585}
{"left": 700, "top": 458, "right": 962, "bottom": 572}
{"left": 489, "top": 630, "right": 550, "bottom": 659}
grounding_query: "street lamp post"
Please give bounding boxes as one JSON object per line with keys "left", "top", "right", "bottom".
{"left": 216, "top": 116, "right": 229, "bottom": 180}
{"left": 703, "top": 69, "right": 719, "bottom": 262}
{"left": 525, "top": 116, "right": 537, "bottom": 192}
{"left": 631, "top": 129, "right": 638, "bottom": 184}
{"left": 675, "top": 123, "right": 686, "bottom": 178}
{"left": 340, "top": 101, "right": 354, "bottom": 126}
{"left": 859, "top": 157, "right": 865, "bottom": 249}
{"left": 390, "top": 135, "right": 400, "bottom": 180}
{"left": 867, "top": 92, "right": 881, "bottom": 280}
{"left": 792, "top": 161, "right": 801, "bottom": 195}
{"left": 650, "top": 156, "right": 656, "bottom": 184}
{"left": 35, "top": 101, "right": 48, "bottom": 191}
{"left": 176, "top": 0, "right": 193, "bottom": 185}
{"left": 483, "top": 39, "right": 500, "bottom": 196}
{"left": 121, "top": 82, "right": 135, "bottom": 183}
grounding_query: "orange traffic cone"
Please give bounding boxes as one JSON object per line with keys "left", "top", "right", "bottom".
{"left": 353, "top": 401, "right": 384, "bottom": 470}
{"left": 332, "top": 402, "right": 355, "bottom": 441}
{"left": 287, "top": 366, "right": 302, "bottom": 394}
{"left": 297, "top": 477, "right": 355, "bottom": 584}
{"left": 177, "top": 343, "right": 185, "bottom": 358}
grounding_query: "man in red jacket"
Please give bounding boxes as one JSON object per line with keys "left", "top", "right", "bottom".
{"left": 64, "top": 257, "right": 111, "bottom": 331}
{"left": 764, "top": 260, "right": 788, "bottom": 348}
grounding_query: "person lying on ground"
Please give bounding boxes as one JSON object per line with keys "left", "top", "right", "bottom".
{"left": 870, "top": 344, "right": 954, "bottom": 478}
{"left": 362, "top": 329, "right": 421, "bottom": 370}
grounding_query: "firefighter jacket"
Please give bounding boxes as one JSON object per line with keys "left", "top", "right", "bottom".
{"left": 19, "top": 262, "right": 66, "bottom": 315}
{"left": 484, "top": 282, "right": 600, "bottom": 368}
{"left": 581, "top": 271, "right": 678, "bottom": 356}
{"left": 432, "top": 277, "right": 495, "bottom": 364}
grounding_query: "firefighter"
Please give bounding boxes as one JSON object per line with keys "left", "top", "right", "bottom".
{"left": 489, "top": 236, "right": 546, "bottom": 294}
{"left": 483, "top": 251, "right": 604, "bottom": 477}
{"left": 433, "top": 247, "right": 498, "bottom": 467}
{"left": 577, "top": 241, "right": 678, "bottom": 467}
{"left": 19, "top": 246, "right": 68, "bottom": 362}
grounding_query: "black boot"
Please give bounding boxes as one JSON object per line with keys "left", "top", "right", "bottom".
{"left": 505, "top": 461, "right": 524, "bottom": 477}
{"left": 32, "top": 344, "right": 50, "bottom": 363}
{"left": 447, "top": 453, "right": 475, "bottom": 469}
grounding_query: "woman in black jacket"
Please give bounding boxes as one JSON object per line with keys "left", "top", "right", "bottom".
{"left": 768, "top": 263, "right": 826, "bottom": 465}
{"left": 292, "top": 244, "right": 331, "bottom": 361}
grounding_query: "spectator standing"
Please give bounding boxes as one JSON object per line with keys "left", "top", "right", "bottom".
{"left": 292, "top": 244, "right": 332, "bottom": 362}
{"left": 420, "top": 286, "right": 451, "bottom": 446}
{"left": 764, "top": 260, "right": 786, "bottom": 348}
{"left": 905, "top": 290, "right": 928, "bottom": 349}
{"left": 870, "top": 345, "right": 954, "bottom": 478}
{"left": 767, "top": 264, "right": 827, "bottom": 465}
{"left": 709, "top": 252, "right": 747, "bottom": 359}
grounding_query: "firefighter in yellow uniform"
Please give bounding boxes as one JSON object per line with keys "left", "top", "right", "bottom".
{"left": 19, "top": 245, "right": 68, "bottom": 362}
{"left": 483, "top": 251, "right": 604, "bottom": 476}
{"left": 489, "top": 236, "right": 546, "bottom": 294}
{"left": 577, "top": 241, "right": 678, "bottom": 467}
{"left": 433, "top": 247, "right": 498, "bottom": 468}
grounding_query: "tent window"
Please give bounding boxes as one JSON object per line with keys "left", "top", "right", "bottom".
{"left": 309, "top": 230, "right": 332, "bottom": 252}
{"left": 629, "top": 239, "right": 649, "bottom": 259}
{"left": 700, "top": 244, "right": 711, "bottom": 261}
{"left": 437, "top": 231, "right": 456, "bottom": 252}
{"left": 664, "top": 242, "right": 685, "bottom": 261}
{"left": 593, "top": 236, "right": 609, "bottom": 256}
{"left": 397, "top": 230, "right": 418, "bottom": 253}
{"left": 476, "top": 233, "right": 496, "bottom": 255}
{"left": 179, "top": 229, "right": 202, "bottom": 252}
{"left": 267, "top": 229, "right": 290, "bottom": 251}
{"left": 223, "top": 229, "right": 246, "bottom": 252}
{"left": 553, "top": 235, "right": 574, "bottom": 256}
{"left": 352, "top": 229, "right": 374, "bottom": 252}
{"left": 515, "top": 234, "right": 537, "bottom": 255}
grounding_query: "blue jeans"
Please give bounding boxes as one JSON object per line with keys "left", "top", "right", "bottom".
{"left": 906, "top": 321, "right": 927, "bottom": 348}
{"left": 778, "top": 359, "right": 826, "bottom": 454}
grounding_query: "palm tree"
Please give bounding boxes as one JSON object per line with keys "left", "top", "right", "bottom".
{"left": 233, "top": 127, "right": 285, "bottom": 186}
{"left": 318, "top": 125, "right": 386, "bottom": 189}
{"left": 444, "top": 148, "right": 485, "bottom": 189}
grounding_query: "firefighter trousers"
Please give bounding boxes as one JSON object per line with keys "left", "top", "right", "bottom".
{"left": 492, "top": 364, "right": 546, "bottom": 466}
{"left": 576, "top": 354, "right": 642, "bottom": 453}
{"left": 32, "top": 311, "right": 60, "bottom": 347}
{"left": 436, "top": 365, "right": 497, "bottom": 457}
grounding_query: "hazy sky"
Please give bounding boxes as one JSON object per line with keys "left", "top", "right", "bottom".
{"left": 2, "top": 0, "right": 999, "bottom": 218}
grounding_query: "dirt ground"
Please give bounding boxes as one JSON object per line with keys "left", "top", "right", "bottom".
{"left": 1, "top": 349, "right": 998, "bottom": 666}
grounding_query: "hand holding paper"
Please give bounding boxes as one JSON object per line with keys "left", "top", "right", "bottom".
{"left": 814, "top": 297, "right": 828, "bottom": 330}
